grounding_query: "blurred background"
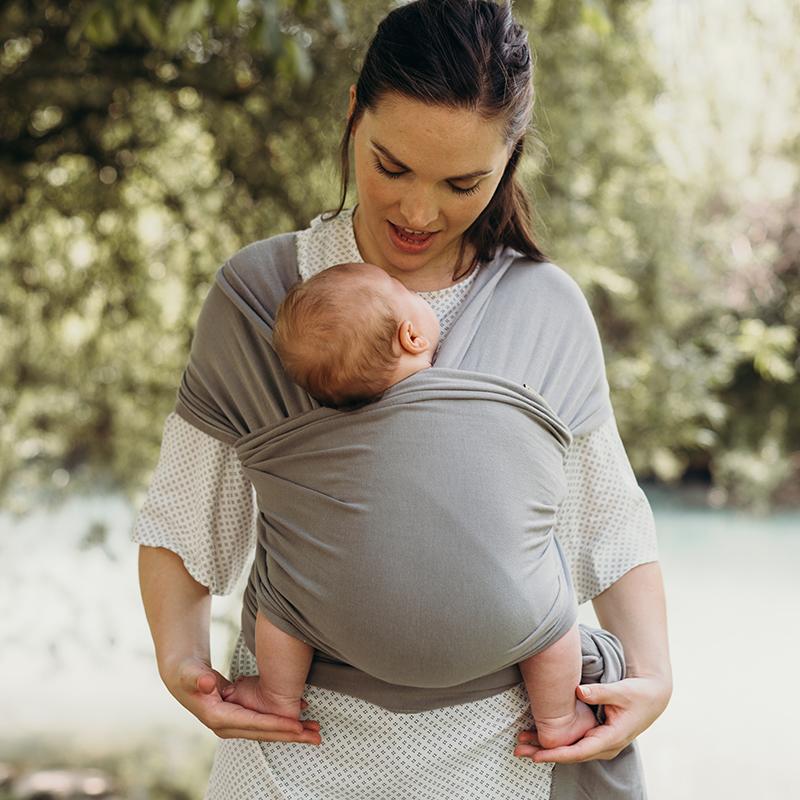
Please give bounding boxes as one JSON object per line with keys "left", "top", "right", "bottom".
{"left": 1, "top": 0, "right": 798, "bottom": 797}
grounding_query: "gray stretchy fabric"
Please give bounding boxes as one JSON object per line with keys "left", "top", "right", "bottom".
{"left": 235, "top": 366, "right": 577, "bottom": 688}
{"left": 177, "top": 231, "right": 615, "bottom": 703}
{"left": 551, "top": 627, "right": 647, "bottom": 800}
{"left": 176, "top": 233, "right": 646, "bottom": 797}
{"left": 176, "top": 231, "right": 615, "bottom": 703}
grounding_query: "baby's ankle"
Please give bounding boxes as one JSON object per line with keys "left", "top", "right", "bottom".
{"left": 257, "top": 683, "right": 303, "bottom": 718}
{"left": 533, "top": 702, "right": 596, "bottom": 750}
{"left": 533, "top": 712, "right": 579, "bottom": 749}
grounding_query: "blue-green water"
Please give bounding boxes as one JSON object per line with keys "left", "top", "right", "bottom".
{"left": 1, "top": 488, "right": 798, "bottom": 798}
{"left": 622, "top": 487, "right": 799, "bottom": 800}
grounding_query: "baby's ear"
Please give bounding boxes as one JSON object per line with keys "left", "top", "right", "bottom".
{"left": 400, "top": 320, "right": 430, "bottom": 353}
{"left": 413, "top": 334, "right": 430, "bottom": 350}
{"left": 396, "top": 319, "right": 413, "bottom": 352}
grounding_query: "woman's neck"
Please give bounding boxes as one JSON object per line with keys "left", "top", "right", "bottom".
{"left": 351, "top": 205, "right": 476, "bottom": 293}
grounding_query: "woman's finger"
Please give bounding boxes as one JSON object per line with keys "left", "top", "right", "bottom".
{"left": 196, "top": 669, "right": 231, "bottom": 696}
{"left": 212, "top": 703, "right": 315, "bottom": 735}
{"left": 514, "top": 743, "right": 542, "bottom": 759}
{"left": 530, "top": 725, "right": 621, "bottom": 764}
{"left": 216, "top": 727, "right": 322, "bottom": 744}
{"left": 577, "top": 681, "right": 628, "bottom": 707}
{"left": 219, "top": 723, "right": 321, "bottom": 740}
{"left": 178, "top": 658, "right": 232, "bottom": 698}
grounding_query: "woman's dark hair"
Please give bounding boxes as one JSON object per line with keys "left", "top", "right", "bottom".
{"left": 324, "top": 0, "right": 548, "bottom": 280}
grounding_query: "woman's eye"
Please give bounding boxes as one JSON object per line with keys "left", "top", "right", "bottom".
{"left": 450, "top": 183, "right": 481, "bottom": 197}
{"left": 372, "top": 155, "right": 480, "bottom": 197}
{"left": 372, "top": 158, "right": 404, "bottom": 179}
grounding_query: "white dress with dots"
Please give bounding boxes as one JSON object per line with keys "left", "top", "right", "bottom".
{"left": 132, "top": 206, "right": 658, "bottom": 800}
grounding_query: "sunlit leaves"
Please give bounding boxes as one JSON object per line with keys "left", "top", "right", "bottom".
{"left": 60, "top": 0, "right": 324, "bottom": 72}
{"left": 736, "top": 319, "right": 797, "bottom": 383}
{"left": 581, "top": 0, "right": 613, "bottom": 38}
{"left": 1, "top": 0, "right": 797, "bottom": 512}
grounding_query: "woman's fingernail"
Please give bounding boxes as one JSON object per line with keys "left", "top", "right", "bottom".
{"left": 581, "top": 686, "right": 592, "bottom": 699}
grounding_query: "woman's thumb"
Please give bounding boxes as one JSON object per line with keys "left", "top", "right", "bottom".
{"left": 196, "top": 667, "right": 233, "bottom": 697}
{"left": 196, "top": 671, "right": 219, "bottom": 694}
{"left": 578, "top": 682, "right": 618, "bottom": 705}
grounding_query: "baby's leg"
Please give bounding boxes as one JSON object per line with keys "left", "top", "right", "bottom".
{"left": 224, "top": 610, "right": 313, "bottom": 720}
{"left": 518, "top": 622, "right": 597, "bottom": 749}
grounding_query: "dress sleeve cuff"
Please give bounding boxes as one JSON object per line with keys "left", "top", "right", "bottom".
{"left": 131, "top": 413, "right": 257, "bottom": 596}
{"left": 554, "top": 415, "right": 659, "bottom": 605}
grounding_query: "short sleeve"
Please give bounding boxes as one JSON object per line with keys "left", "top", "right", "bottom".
{"left": 131, "top": 412, "right": 258, "bottom": 595}
{"left": 554, "top": 414, "right": 659, "bottom": 605}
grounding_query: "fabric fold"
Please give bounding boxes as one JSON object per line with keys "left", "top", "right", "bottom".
{"left": 237, "top": 367, "right": 576, "bottom": 689}
{"left": 175, "top": 231, "right": 617, "bottom": 711}
{"left": 175, "top": 230, "right": 645, "bottom": 797}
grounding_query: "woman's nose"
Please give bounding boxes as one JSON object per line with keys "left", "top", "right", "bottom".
{"left": 398, "top": 186, "right": 439, "bottom": 231}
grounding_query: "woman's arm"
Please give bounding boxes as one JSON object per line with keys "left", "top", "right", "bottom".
{"left": 138, "top": 544, "right": 213, "bottom": 679}
{"left": 131, "top": 413, "right": 258, "bottom": 596}
{"left": 514, "top": 417, "right": 671, "bottom": 763}
{"left": 138, "top": 544, "right": 320, "bottom": 742}
{"left": 133, "top": 413, "right": 321, "bottom": 744}
{"left": 593, "top": 561, "right": 671, "bottom": 685}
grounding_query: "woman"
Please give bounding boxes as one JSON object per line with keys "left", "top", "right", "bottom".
{"left": 134, "top": 2, "right": 672, "bottom": 798}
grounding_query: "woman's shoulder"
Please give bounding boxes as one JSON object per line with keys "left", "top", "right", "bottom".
{"left": 191, "top": 230, "right": 304, "bottom": 333}
{"left": 497, "top": 253, "right": 612, "bottom": 436}
{"left": 210, "top": 228, "right": 310, "bottom": 317}
{"left": 500, "top": 252, "right": 597, "bottom": 329}
{"left": 221, "top": 230, "right": 300, "bottom": 289}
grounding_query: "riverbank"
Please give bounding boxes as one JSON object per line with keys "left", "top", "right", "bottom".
{"left": 2, "top": 489, "right": 799, "bottom": 798}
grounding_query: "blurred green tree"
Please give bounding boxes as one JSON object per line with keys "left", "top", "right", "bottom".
{"left": 1, "top": 0, "right": 359, "bottom": 507}
{"left": 0, "top": 0, "right": 797, "bottom": 512}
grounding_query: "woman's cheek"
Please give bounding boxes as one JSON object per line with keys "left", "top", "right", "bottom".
{"left": 451, "top": 192, "right": 492, "bottom": 233}
{"left": 355, "top": 164, "right": 392, "bottom": 215}
{"left": 368, "top": 174, "right": 399, "bottom": 213}
{"left": 462, "top": 178, "right": 503, "bottom": 227}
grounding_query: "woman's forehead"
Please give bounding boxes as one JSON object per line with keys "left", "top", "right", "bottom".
{"left": 363, "top": 93, "right": 509, "bottom": 174}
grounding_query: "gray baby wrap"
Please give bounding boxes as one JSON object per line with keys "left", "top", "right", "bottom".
{"left": 235, "top": 366, "right": 576, "bottom": 688}
{"left": 176, "top": 232, "right": 647, "bottom": 798}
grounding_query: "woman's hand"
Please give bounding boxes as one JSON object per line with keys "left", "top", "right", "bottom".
{"left": 513, "top": 674, "right": 671, "bottom": 763}
{"left": 161, "top": 655, "right": 322, "bottom": 744}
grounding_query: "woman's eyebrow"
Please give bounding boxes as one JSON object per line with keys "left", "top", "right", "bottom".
{"left": 370, "top": 140, "right": 494, "bottom": 181}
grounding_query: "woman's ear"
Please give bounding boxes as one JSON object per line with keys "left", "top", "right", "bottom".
{"left": 347, "top": 84, "right": 357, "bottom": 123}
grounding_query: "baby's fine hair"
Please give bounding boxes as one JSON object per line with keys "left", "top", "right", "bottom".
{"left": 273, "top": 263, "right": 401, "bottom": 409}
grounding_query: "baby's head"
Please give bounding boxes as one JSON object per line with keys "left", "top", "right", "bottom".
{"left": 273, "top": 262, "right": 441, "bottom": 409}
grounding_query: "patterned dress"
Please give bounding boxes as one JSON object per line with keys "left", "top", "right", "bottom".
{"left": 132, "top": 206, "right": 658, "bottom": 800}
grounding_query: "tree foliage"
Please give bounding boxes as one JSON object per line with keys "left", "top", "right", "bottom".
{"left": 1, "top": 0, "right": 797, "bottom": 513}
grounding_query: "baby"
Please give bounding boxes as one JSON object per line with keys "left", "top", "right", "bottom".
{"left": 222, "top": 261, "right": 597, "bottom": 749}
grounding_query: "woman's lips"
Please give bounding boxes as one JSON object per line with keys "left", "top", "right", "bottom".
{"left": 387, "top": 221, "right": 438, "bottom": 254}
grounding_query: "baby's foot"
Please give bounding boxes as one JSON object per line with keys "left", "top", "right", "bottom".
{"left": 533, "top": 699, "right": 598, "bottom": 750}
{"left": 223, "top": 675, "right": 303, "bottom": 720}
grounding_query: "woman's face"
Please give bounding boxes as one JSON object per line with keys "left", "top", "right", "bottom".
{"left": 349, "top": 88, "right": 512, "bottom": 292}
